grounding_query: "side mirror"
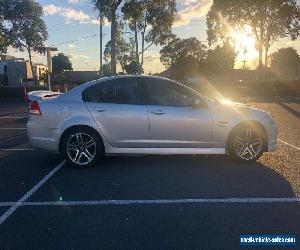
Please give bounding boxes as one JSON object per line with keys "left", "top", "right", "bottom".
{"left": 193, "top": 98, "right": 207, "bottom": 108}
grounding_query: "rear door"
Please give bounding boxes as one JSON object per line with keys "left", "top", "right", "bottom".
{"left": 83, "top": 77, "right": 149, "bottom": 148}
{"left": 143, "top": 78, "right": 213, "bottom": 148}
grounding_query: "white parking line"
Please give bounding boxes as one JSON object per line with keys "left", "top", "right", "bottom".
{"left": 0, "top": 128, "right": 26, "bottom": 130}
{"left": 0, "top": 148, "right": 35, "bottom": 151}
{"left": 278, "top": 139, "right": 300, "bottom": 151}
{"left": 0, "top": 160, "right": 65, "bottom": 225}
{"left": 0, "top": 116, "right": 27, "bottom": 119}
{"left": 0, "top": 197, "right": 299, "bottom": 207}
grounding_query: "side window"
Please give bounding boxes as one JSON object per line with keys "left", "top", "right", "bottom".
{"left": 145, "top": 79, "right": 197, "bottom": 107}
{"left": 83, "top": 78, "right": 142, "bottom": 104}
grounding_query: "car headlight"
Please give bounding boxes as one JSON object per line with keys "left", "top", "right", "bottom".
{"left": 264, "top": 113, "right": 276, "bottom": 124}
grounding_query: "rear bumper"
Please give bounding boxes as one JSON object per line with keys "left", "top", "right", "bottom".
{"left": 28, "top": 136, "right": 59, "bottom": 152}
{"left": 27, "top": 121, "right": 60, "bottom": 152}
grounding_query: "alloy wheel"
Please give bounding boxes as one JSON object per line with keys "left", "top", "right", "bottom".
{"left": 233, "top": 127, "right": 263, "bottom": 161}
{"left": 67, "top": 132, "right": 97, "bottom": 166}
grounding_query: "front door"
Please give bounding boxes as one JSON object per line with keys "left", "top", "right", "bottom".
{"left": 144, "top": 78, "right": 212, "bottom": 148}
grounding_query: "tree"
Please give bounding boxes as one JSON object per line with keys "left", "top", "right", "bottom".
{"left": 0, "top": 23, "right": 9, "bottom": 54}
{"left": 206, "top": 42, "right": 236, "bottom": 77}
{"left": 103, "top": 22, "right": 132, "bottom": 73}
{"left": 270, "top": 47, "right": 300, "bottom": 80}
{"left": 122, "top": 0, "right": 143, "bottom": 66}
{"left": 104, "top": 39, "right": 131, "bottom": 73}
{"left": 160, "top": 37, "right": 207, "bottom": 80}
{"left": 52, "top": 53, "right": 73, "bottom": 74}
{"left": 92, "top": 0, "right": 123, "bottom": 75}
{"left": 122, "top": 0, "right": 176, "bottom": 72}
{"left": 0, "top": 0, "right": 19, "bottom": 54}
{"left": 207, "top": 0, "right": 300, "bottom": 69}
{"left": 51, "top": 53, "right": 72, "bottom": 86}
{"left": 9, "top": 0, "right": 48, "bottom": 85}
{"left": 102, "top": 62, "right": 112, "bottom": 76}
{"left": 124, "top": 61, "right": 143, "bottom": 74}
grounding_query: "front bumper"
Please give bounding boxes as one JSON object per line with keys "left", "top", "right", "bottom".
{"left": 267, "top": 123, "right": 278, "bottom": 152}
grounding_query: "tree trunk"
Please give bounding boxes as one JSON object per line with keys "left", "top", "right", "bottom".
{"left": 111, "top": 8, "right": 117, "bottom": 75}
{"left": 134, "top": 22, "right": 139, "bottom": 63}
{"left": 141, "top": 31, "right": 145, "bottom": 69}
{"left": 264, "top": 47, "right": 269, "bottom": 69}
{"left": 258, "top": 20, "right": 264, "bottom": 71}
{"left": 258, "top": 41, "right": 263, "bottom": 70}
{"left": 28, "top": 47, "right": 36, "bottom": 86}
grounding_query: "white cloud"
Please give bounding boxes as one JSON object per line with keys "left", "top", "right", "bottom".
{"left": 67, "top": 44, "right": 77, "bottom": 49}
{"left": 63, "top": 8, "right": 90, "bottom": 22}
{"left": 43, "top": 4, "right": 108, "bottom": 26}
{"left": 178, "top": 0, "right": 199, "bottom": 6}
{"left": 71, "top": 54, "right": 90, "bottom": 60}
{"left": 90, "top": 19, "right": 109, "bottom": 26}
{"left": 44, "top": 4, "right": 90, "bottom": 23}
{"left": 173, "top": 0, "right": 212, "bottom": 27}
{"left": 69, "top": 0, "right": 86, "bottom": 4}
{"left": 43, "top": 4, "right": 59, "bottom": 15}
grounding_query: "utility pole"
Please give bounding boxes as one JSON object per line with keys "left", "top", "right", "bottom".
{"left": 45, "top": 47, "right": 58, "bottom": 91}
{"left": 99, "top": 15, "right": 103, "bottom": 77}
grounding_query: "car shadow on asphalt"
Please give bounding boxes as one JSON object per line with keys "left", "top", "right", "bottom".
{"left": 277, "top": 102, "right": 300, "bottom": 118}
{"left": 43, "top": 154, "right": 298, "bottom": 201}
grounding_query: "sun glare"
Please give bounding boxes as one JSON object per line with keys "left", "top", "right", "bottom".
{"left": 232, "top": 25, "right": 258, "bottom": 68}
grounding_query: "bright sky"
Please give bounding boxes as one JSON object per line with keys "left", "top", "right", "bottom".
{"left": 6, "top": 0, "right": 300, "bottom": 73}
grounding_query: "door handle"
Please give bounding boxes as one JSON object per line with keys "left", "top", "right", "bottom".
{"left": 95, "top": 108, "right": 107, "bottom": 113}
{"left": 151, "top": 110, "right": 165, "bottom": 115}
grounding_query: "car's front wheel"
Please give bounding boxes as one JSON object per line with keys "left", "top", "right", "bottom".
{"left": 227, "top": 124, "right": 265, "bottom": 162}
{"left": 61, "top": 127, "right": 104, "bottom": 168}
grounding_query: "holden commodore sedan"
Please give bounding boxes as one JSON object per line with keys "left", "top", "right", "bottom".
{"left": 27, "top": 75, "right": 277, "bottom": 168}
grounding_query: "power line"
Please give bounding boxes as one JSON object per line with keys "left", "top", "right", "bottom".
{"left": 47, "top": 23, "right": 78, "bottom": 32}
{"left": 50, "top": 33, "right": 107, "bottom": 47}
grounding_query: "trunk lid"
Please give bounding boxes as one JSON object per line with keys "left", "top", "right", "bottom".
{"left": 27, "top": 90, "right": 62, "bottom": 102}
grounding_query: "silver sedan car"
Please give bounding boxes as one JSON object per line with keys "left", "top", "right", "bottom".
{"left": 27, "top": 76, "right": 277, "bottom": 168}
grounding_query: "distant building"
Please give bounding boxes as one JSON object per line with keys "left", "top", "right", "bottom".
{"left": 0, "top": 55, "right": 48, "bottom": 86}
{"left": 34, "top": 63, "right": 48, "bottom": 85}
{"left": 0, "top": 55, "right": 33, "bottom": 86}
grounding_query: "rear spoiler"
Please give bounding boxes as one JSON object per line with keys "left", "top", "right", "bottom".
{"left": 27, "top": 91, "right": 62, "bottom": 101}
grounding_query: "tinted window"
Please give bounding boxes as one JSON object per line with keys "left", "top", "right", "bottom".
{"left": 144, "top": 78, "right": 198, "bottom": 107}
{"left": 83, "top": 78, "right": 142, "bottom": 104}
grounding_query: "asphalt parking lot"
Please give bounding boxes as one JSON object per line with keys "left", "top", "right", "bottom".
{"left": 0, "top": 100, "right": 299, "bottom": 249}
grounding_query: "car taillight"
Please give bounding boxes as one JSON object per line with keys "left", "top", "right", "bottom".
{"left": 28, "top": 101, "right": 42, "bottom": 115}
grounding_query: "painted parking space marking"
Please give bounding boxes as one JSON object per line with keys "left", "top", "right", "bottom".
{"left": 0, "top": 148, "right": 35, "bottom": 151}
{"left": 0, "top": 160, "right": 65, "bottom": 225}
{"left": 0, "top": 128, "right": 26, "bottom": 130}
{"left": 0, "top": 116, "right": 27, "bottom": 119}
{"left": 0, "top": 197, "right": 299, "bottom": 208}
{"left": 278, "top": 139, "right": 300, "bottom": 151}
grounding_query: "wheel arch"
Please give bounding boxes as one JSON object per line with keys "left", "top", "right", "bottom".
{"left": 59, "top": 125, "right": 104, "bottom": 153}
{"left": 226, "top": 120, "right": 268, "bottom": 152}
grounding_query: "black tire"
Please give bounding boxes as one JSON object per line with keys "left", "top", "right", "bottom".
{"left": 227, "top": 124, "right": 265, "bottom": 163}
{"left": 61, "top": 127, "right": 104, "bottom": 168}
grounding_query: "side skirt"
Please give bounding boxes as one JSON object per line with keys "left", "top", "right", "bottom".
{"left": 105, "top": 147, "right": 225, "bottom": 155}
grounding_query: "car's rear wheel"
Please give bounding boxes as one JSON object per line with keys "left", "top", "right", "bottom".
{"left": 61, "top": 127, "right": 104, "bottom": 168}
{"left": 227, "top": 124, "right": 264, "bottom": 162}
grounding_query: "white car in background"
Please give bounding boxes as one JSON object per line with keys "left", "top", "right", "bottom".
{"left": 27, "top": 75, "right": 277, "bottom": 168}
